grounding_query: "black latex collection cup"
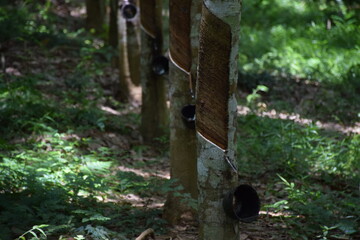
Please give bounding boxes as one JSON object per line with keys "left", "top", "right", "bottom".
{"left": 152, "top": 56, "right": 169, "bottom": 76}
{"left": 181, "top": 104, "right": 196, "bottom": 129}
{"left": 223, "top": 184, "right": 260, "bottom": 223}
{"left": 120, "top": 1, "right": 138, "bottom": 20}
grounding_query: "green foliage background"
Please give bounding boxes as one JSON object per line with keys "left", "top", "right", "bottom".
{"left": 0, "top": 0, "right": 359, "bottom": 239}
{"left": 237, "top": 0, "right": 360, "bottom": 238}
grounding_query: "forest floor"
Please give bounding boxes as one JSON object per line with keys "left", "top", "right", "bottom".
{"left": 3, "top": 39, "right": 360, "bottom": 240}
{"left": 2, "top": 39, "right": 300, "bottom": 240}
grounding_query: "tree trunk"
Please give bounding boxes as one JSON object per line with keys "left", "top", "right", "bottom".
{"left": 196, "top": 1, "right": 242, "bottom": 239}
{"left": 85, "top": 0, "right": 106, "bottom": 34}
{"left": 113, "top": 0, "right": 141, "bottom": 97}
{"left": 126, "top": 7, "right": 141, "bottom": 86}
{"left": 109, "top": 0, "right": 118, "bottom": 48}
{"left": 117, "top": 3, "right": 132, "bottom": 102}
{"left": 139, "top": 0, "right": 169, "bottom": 142}
{"left": 109, "top": 0, "right": 119, "bottom": 67}
{"left": 163, "top": 0, "right": 201, "bottom": 225}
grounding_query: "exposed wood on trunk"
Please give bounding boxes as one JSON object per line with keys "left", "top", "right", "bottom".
{"left": 140, "top": 0, "right": 161, "bottom": 39}
{"left": 196, "top": 5, "right": 232, "bottom": 151}
{"left": 190, "top": 0, "right": 202, "bottom": 79}
{"left": 169, "top": 0, "right": 192, "bottom": 73}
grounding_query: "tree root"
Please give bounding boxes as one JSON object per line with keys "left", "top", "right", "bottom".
{"left": 135, "top": 228, "right": 155, "bottom": 240}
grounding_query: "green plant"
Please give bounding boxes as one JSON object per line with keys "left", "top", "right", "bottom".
{"left": 314, "top": 225, "right": 335, "bottom": 240}
{"left": 0, "top": 5, "right": 28, "bottom": 42}
{"left": 266, "top": 175, "right": 360, "bottom": 239}
{"left": 239, "top": 0, "right": 360, "bottom": 125}
{"left": 75, "top": 225, "right": 112, "bottom": 240}
{"left": 237, "top": 113, "right": 360, "bottom": 239}
{"left": 240, "top": 0, "right": 360, "bottom": 84}
{"left": 16, "top": 225, "right": 48, "bottom": 240}
{"left": 173, "top": 192, "right": 198, "bottom": 211}
{"left": 115, "top": 171, "right": 150, "bottom": 195}
{"left": 0, "top": 131, "right": 115, "bottom": 238}
{"left": 246, "top": 84, "right": 269, "bottom": 108}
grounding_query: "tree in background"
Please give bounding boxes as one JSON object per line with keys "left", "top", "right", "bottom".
{"left": 139, "top": 0, "right": 169, "bottom": 142}
{"left": 163, "top": 0, "right": 201, "bottom": 224}
{"left": 125, "top": 0, "right": 141, "bottom": 86}
{"left": 109, "top": 0, "right": 119, "bottom": 65}
{"left": 108, "top": 0, "right": 141, "bottom": 101}
{"left": 85, "top": 0, "right": 106, "bottom": 34}
{"left": 117, "top": 1, "right": 132, "bottom": 102}
{"left": 196, "top": 0, "right": 242, "bottom": 239}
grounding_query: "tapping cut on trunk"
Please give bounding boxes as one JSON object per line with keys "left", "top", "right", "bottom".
{"left": 196, "top": 3, "right": 231, "bottom": 150}
{"left": 169, "top": 0, "right": 192, "bottom": 73}
{"left": 140, "top": 0, "right": 160, "bottom": 38}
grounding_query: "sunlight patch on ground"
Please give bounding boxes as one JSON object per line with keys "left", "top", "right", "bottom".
{"left": 259, "top": 210, "right": 303, "bottom": 218}
{"left": 100, "top": 104, "right": 140, "bottom": 116}
{"left": 100, "top": 105, "right": 123, "bottom": 116}
{"left": 117, "top": 165, "right": 170, "bottom": 179}
{"left": 70, "top": 6, "right": 86, "bottom": 18}
{"left": 130, "top": 86, "right": 142, "bottom": 105}
{"left": 238, "top": 105, "right": 360, "bottom": 134}
{"left": 5, "top": 67, "right": 22, "bottom": 76}
{"left": 122, "top": 193, "right": 165, "bottom": 208}
{"left": 97, "top": 192, "right": 165, "bottom": 208}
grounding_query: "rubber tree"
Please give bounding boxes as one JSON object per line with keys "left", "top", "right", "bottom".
{"left": 196, "top": 0, "right": 242, "bottom": 239}
{"left": 109, "top": 0, "right": 120, "bottom": 68}
{"left": 111, "top": 0, "right": 141, "bottom": 101}
{"left": 125, "top": 0, "right": 141, "bottom": 86}
{"left": 85, "top": 0, "right": 106, "bottom": 34}
{"left": 126, "top": 20, "right": 141, "bottom": 86}
{"left": 163, "top": 0, "right": 202, "bottom": 224}
{"left": 117, "top": 1, "right": 132, "bottom": 102}
{"left": 139, "top": 0, "right": 169, "bottom": 142}
{"left": 109, "top": 0, "right": 119, "bottom": 49}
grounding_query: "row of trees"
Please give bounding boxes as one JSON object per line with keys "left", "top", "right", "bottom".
{"left": 86, "top": 1, "right": 245, "bottom": 239}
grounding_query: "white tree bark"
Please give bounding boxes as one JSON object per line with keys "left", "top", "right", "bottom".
{"left": 196, "top": 0, "right": 242, "bottom": 239}
{"left": 117, "top": 5, "right": 132, "bottom": 102}
{"left": 126, "top": 0, "right": 141, "bottom": 86}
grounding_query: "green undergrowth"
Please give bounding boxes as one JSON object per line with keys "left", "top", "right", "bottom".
{"left": 239, "top": 0, "right": 360, "bottom": 124}
{"left": 240, "top": 0, "right": 360, "bottom": 84}
{"left": 0, "top": 128, "right": 171, "bottom": 239}
{"left": 238, "top": 2, "right": 360, "bottom": 237}
{"left": 0, "top": 75, "right": 170, "bottom": 239}
{"left": 0, "top": 52, "right": 171, "bottom": 240}
{"left": 0, "top": 3, "right": 170, "bottom": 239}
{"left": 237, "top": 114, "right": 360, "bottom": 239}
